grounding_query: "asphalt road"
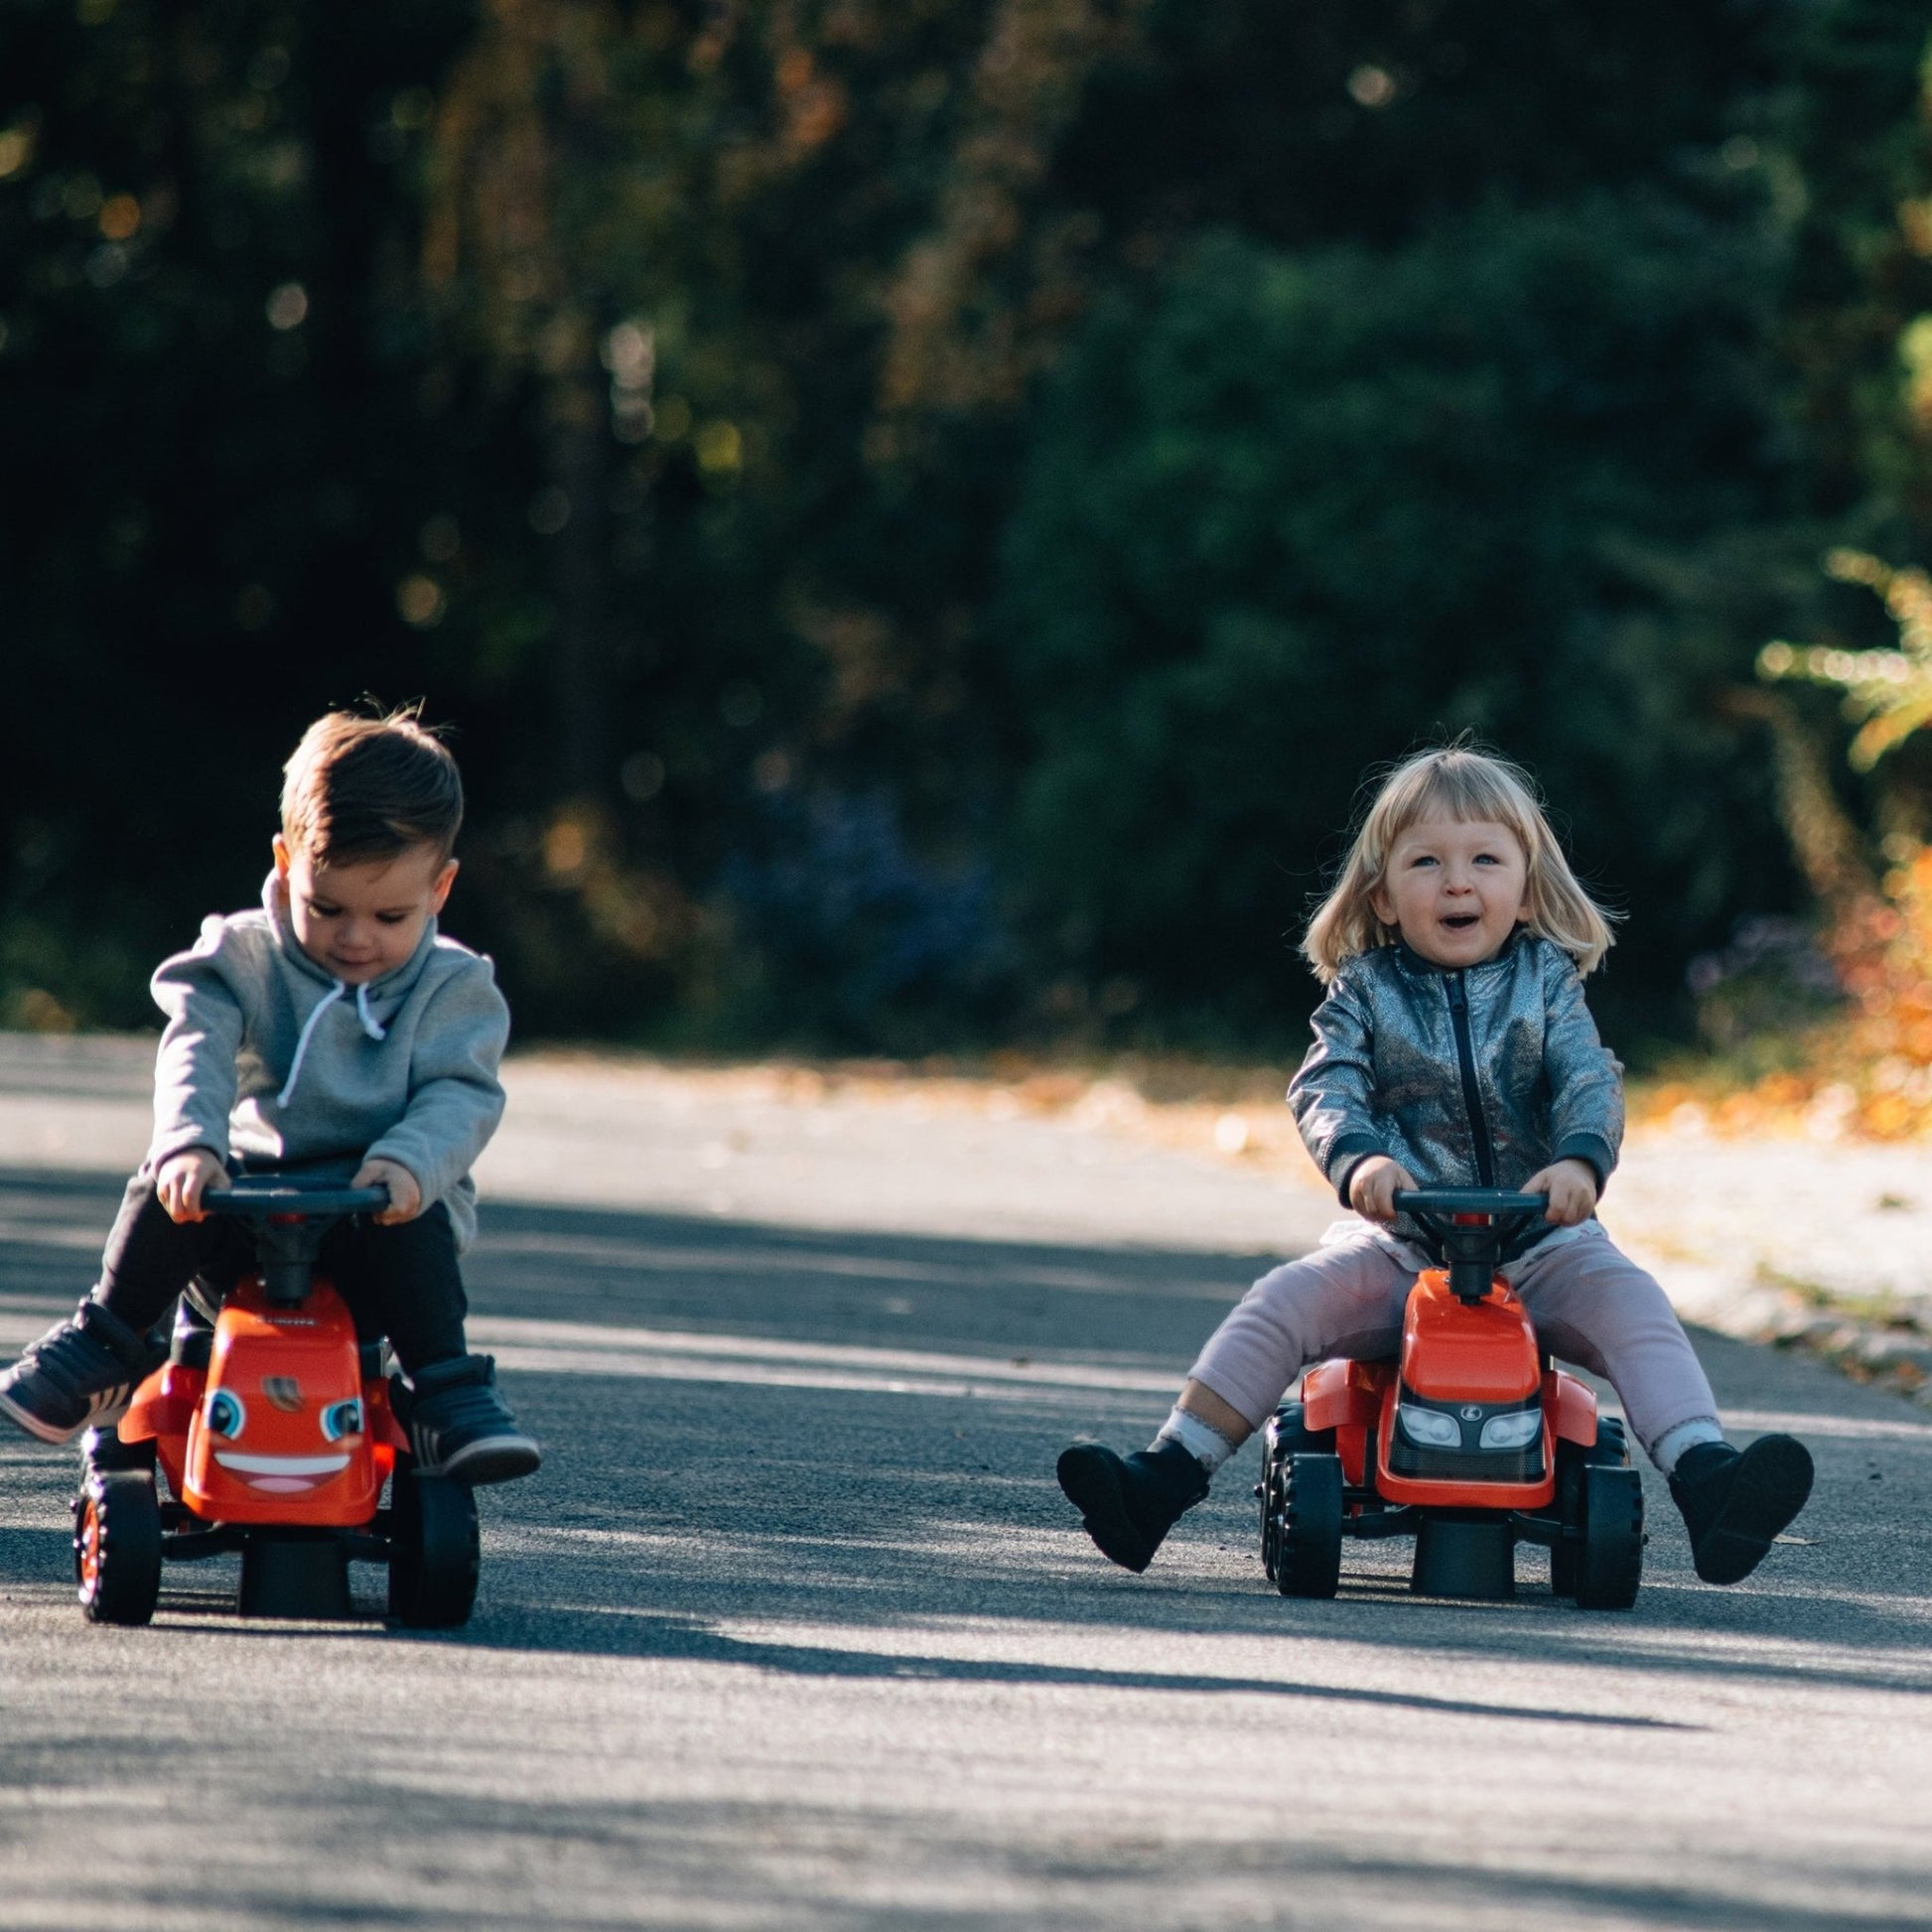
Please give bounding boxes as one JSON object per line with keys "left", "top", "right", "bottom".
{"left": 0, "top": 1049, "right": 1926, "bottom": 1928}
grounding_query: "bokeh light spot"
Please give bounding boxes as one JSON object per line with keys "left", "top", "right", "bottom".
{"left": 621, "top": 752, "right": 666, "bottom": 802}
{"left": 528, "top": 486, "right": 571, "bottom": 536}
{"left": 0, "top": 126, "right": 37, "bottom": 180}
{"left": 396, "top": 575, "right": 447, "bottom": 627}
{"left": 391, "top": 87, "right": 435, "bottom": 131}
{"left": 696, "top": 420, "right": 743, "bottom": 474}
{"left": 420, "top": 512, "right": 461, "bottom": 562}
{"left": 63, "top": 174, "right": 103, "bottom": 220}
{"left": 98, "top": 194, "right": 140, "bottom": 240}
{"left": 265, "top": 281, "right": 308, "bottom": 330}
{"left": 1347, "top": 65, "right": 1396, "bottom": 108}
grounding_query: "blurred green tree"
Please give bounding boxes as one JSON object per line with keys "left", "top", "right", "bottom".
{"left": 994, "top": 204, "right": 1800, "bottom": 1042}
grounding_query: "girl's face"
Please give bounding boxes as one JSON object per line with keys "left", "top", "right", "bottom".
{"left": 1369, "top": 816, "right": 1529, "bottom": 969}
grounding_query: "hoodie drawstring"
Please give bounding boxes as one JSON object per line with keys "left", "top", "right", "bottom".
{"left": 276, "top": 980, "right": 387, "bottom": 1109}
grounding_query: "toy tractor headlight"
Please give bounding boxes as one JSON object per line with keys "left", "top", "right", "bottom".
{"left": 206, "top": 1389, "right": 245, "bottom": 1440}
{"left": 1398, "top": 1404, "right": 1462, "bottom": 1449}
{"left": 1478, "top": 1409, "right": 1542, "bottom": 1450}
{"left": 321, "top": 1398, "right": 364, "bottom": 1443}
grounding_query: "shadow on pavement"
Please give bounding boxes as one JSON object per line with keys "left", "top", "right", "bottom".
{"left": 410, "top": 1601, "right": 1705, "bottom": 1728}
{"left": 24, "top": 1797, "right": 1922, "bottom": 1932}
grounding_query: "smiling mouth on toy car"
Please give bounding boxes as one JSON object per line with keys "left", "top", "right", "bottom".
{"left": 211, "top": 1449, "right": 351, "bottom": 1493}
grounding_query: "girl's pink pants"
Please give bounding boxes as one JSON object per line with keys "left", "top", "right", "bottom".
{"left": 1187, "top": 1220, "right": 1720, "bottom": 1465}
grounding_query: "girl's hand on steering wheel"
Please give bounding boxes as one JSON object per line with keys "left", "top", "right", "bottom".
{"left": 1524, "top": 1157, "right": 1598, "bottom": 1226}
{"left": 1348, "top": 1155, "right": 1419, "bottom": 1224}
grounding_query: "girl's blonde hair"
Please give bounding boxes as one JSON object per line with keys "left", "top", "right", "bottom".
{"left": 1302, "top": 745, "right": 1617, "bottom": 982}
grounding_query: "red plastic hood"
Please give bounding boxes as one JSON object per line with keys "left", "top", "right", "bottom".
{"left": 182, "top": 1278, "right": 382, "bottom": 1526}
{"left": 1399, "top": 1270, "right": 1541, "bottom": 1404}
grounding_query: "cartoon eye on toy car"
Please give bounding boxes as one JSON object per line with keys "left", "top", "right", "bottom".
{"left": 1257, "top": 1188, "right": 1644, "bottom": 1607}
{"left": 71, "top": 1177, "right": 479, "bottom": 1629}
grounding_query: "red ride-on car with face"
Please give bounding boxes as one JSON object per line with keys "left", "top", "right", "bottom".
{"left": 72, "top": 1177, "right": 480, "bottom": 1628}
{"left": 1257, "top": 1189, "right": 1644, "bottom": 1607}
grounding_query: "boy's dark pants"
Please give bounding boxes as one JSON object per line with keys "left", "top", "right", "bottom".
{"left": 92, "top": 1174, "right": 468, "bottom": 1376}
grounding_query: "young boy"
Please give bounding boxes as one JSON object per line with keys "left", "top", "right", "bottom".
{"left": 0, "top": 709, "right": 540, "bottom": 1484}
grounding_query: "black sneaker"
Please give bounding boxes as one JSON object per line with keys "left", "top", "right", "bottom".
{"left": 395, "top": 1354, "right": 540, "bottom": 1485}
{"left": 1056, "top": 1439, "right": 1209, "bottom": 1574}
{"left": 1670, "top": 1435, "right": 1814, "bottom": 1585}
{"left": 0, "top": 1302, "right": 163, "bottom": 1446}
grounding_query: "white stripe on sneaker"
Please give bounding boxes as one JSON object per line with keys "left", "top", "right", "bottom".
{"left": 434, "top": 1434, "right": 541, "bottom": 1483}
{"left": 0, "top": 1388, "right": 75, "bottom": 1444}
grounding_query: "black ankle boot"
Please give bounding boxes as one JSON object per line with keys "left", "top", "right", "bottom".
{"left": 1056, "top": 1438, "right": 1209, "bottom": 1574}
{"left": 1669, "top": 1435, "right": 1814, "bottom": 1585}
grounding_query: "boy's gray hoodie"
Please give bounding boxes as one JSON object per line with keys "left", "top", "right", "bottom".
{"left": 147, "top": 873, "right": 509, "bottom": 1250}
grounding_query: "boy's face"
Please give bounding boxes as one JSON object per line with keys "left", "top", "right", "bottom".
{"left": 273, "top": 836, "right": 457, "bottom": 985}
{"left": 1369, "top": 816, "right": 1529, "bottom": 970}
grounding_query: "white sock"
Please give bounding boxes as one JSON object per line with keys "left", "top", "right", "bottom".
{"left": 1651, "top": 1417, "right": 1725, "bottom": 1475}
{"left": 1153, "top": 1406, "right": 1237, "bottom": 1474}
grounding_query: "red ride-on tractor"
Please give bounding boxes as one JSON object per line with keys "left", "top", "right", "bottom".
{"left": 1257, "top": 1188, "right": 1644, "bottom": 1607}
{"left": 71, "top": 1176, "right": 480, "bottom": 1628}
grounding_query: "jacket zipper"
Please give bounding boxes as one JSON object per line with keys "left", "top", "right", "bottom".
{"left": 1446, "top": 971, "right": 1496, "bottom": 1186}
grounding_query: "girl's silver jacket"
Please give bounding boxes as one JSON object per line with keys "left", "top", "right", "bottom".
{"left": 1289, "top": 933, "right": 1622, "bottom": 1224}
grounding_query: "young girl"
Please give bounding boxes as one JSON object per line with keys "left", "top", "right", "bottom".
{"left": 1057, "top": 746, "right": 1813, "bottom": 1587}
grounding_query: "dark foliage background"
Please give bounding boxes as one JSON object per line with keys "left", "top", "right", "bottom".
{"left": 2, "top": 0, "right": 1930, "bottom": 1055}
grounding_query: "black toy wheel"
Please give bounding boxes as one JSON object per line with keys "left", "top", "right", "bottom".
{"left": 1552, "top": 1417, "right": 1627, "bottom": 1596}
{"left": 1572, "top": 1463, "right": 1644, "bottom": 1609}
{"left": 387, "top": 1458, "right": 480, "bottom": 1629}
{"left": 1258, "top": 1456, "right": 1283, "bottom": 1582}
{"left": 1267, "top": 1400, "right": 1337, "bottom": 1460}
{"left": 72, "top": 1468, "right": 162, "bottom": 1626}
{"left": 1258, "top": 1402, "right": 1335, "bottom": 1583}
{"left": 1274, "top": 1452, "right": 1344, "bottom": 1598}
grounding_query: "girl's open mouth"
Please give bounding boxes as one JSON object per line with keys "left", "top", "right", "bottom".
{"left": 1442, "top": 914, "right": 1479, "bottom": 930}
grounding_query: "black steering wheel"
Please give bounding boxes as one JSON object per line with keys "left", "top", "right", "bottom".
{"left": 199, "top": 1175, "right": 391, "bottom": 1305}
{"left": 203, "top": 1176, "right": 391, "bottom": 1220}
{"left": 1391, "top": 1187, "right": 1550, "bottom": 1299}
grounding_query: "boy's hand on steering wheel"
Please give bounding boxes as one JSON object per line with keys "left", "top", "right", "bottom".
{"left": 1348, "top": 1155, "right": 1418, "bottom": 1225}
{"left": 1525, "top": 1157, "right": 1598, "bottom": 1226}
{"left": 156, "top": 1148, "right": 224, "bottom": 1224}
{"left": 352, "top": 1157, "right": 422, "bottom": 1225}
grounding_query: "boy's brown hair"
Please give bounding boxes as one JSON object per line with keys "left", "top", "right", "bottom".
{"left": 281, "top": 708, "right": 464, "bottom": 866}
